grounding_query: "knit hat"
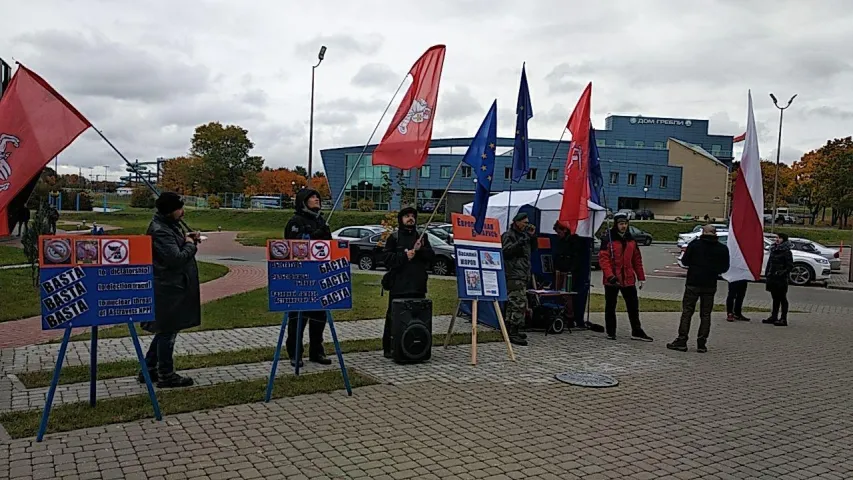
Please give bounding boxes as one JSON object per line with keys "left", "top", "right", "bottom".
{"left": 513, "top": 211, "right": 529, "bottom": 222}
{"left": 155, "top": 192, "right": 184, "bottom": 215}
{"left": 613, "top": 212, "right": 629, "bottom": 224}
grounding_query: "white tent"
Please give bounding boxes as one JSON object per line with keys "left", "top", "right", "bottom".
{"left": 463, "top": 189, "right": 606, "bottom": 237}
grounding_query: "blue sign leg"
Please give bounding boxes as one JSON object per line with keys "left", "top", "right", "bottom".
{"left": 89, "top": 326, "right": 98, "bottom": 407}
{"left": 128, "top": 323, "right": 162, "bottom": 421}
{"left": 326, "top": 312, "right": 352, "bottom": 396}
{"left": 294, "top": 312, "right": 303, "bottom": 376}
{"left": 36, "top": 327, "right": 72, "bottom": 442}
{"left": 265, "top": 313, "right": 289, "bottom": 403}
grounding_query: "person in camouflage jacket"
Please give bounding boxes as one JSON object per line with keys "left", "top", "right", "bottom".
{"left": 501, "top": 212, "right": 537, "bottom": 346}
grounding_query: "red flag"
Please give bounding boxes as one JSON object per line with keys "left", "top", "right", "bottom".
{"left": 0, "top": 64, "right": 91, "bottom": 236}
{"left": 558, "top": 82, "right": 592, "bottom": 231}
{"left": 733, "top": 132, "right": 746, "bottom": 143}
{"left": 371, "top": 45, "right": 446, "bottom": 169}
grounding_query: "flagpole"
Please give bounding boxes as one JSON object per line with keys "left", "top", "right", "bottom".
{"left": 327, "top": 74, "right": 409, "bottom": 223}
{"left": 505, "top": 180, "right": 514, "bottom": 226}
{"left": 416, "top": 160, "right": 464, "bottom": 245}
{"left": 533, "top": 129, "right": 568, "bottom": 209}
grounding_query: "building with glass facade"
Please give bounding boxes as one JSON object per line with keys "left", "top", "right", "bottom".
{"left": 320, "top": 115, "right": 734, "bottom": 219}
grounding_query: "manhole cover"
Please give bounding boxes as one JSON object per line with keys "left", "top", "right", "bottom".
{"left": 555, "top": 372, "right": 619, "bottom": 388}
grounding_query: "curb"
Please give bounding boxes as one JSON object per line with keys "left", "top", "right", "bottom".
{"left": 826, "top": 284, "right": 853, "bottom": 291}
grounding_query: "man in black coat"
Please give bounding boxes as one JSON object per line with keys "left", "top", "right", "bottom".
{"left": 667, "top": 224, "right": 730, "bottom": 353}
{"left": 140, "top": 192, "right": 201, "bottom": 388}
{"left": 285, "top": 188, "right": 333, "bottom": 367}
{"left": 380, "top": 206, "right": 434, "bottom": 358}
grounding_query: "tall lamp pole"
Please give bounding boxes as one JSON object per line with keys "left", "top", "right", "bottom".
{"left": 307, "top": 45, "right": 327, "bottom": 188}
{"left": 769, "top": 93, "right": 797, "bottom": 233}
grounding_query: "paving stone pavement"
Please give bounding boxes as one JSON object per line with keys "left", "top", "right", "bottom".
{"left": 2, "top": 310, "right": 853, "bottom": 479}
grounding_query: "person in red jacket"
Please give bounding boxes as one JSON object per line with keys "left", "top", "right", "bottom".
{"left": 598, "top": 212, "right": 653, "bottom": 342}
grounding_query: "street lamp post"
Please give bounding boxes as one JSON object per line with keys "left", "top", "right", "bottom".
{"left": 769, "top": 93, "right": 797, "bottom": 233}
{"left": 643, "top": 186, "right": 648, "bottom": 212}
{"left": 307, "top": 45, "right": 327, "bottom": 188}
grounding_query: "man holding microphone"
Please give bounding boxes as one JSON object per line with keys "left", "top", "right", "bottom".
{"left": 501, "top": 212, "right": 537, "bottom": 346}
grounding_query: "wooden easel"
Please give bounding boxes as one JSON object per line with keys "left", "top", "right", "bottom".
{"left": 443, "top": 299, "right": 515, "bottom": 365}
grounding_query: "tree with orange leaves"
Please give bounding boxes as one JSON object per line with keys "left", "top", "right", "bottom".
{"left": 160, "top": 156, "right": 203, "bottom": 195}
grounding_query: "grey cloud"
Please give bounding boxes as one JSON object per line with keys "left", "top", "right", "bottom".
{"left": 319, "top": 97, "right": 386, "bottom": 116}
{"left": 295, "top": 34, "right": 383, "bottom": 57}
{"left": 767, "top": 145, "right": 805, "bottom": 164}
{"left": 240, "top": 89, "right": 269, "bottom": 108}
{"left": 544, "top": 63, "right": 587, "bottom": 94}
{"left": 14, "top": 30, "right": 210, "bottom": 102}
{"left": 708, "top": 112, "right": 743, "bottom": 135}
{"left": 156, "top": 97, "right": 266, "bottom": 128}
{"left": 807, "top": 106, "right": 853, "bottom": 120}
{"left": 315, "top": 110, "right": 358, "bottom": 127}
{"left": 351, "top": 63, "right": 399, "bottom": 89}
{"left": 439, "top": 85, "right": 483, "bottom": 120}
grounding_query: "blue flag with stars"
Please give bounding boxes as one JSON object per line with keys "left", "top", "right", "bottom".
{"left": 588, "top": 127, "right": 603, "bottom": 205}
{"left": 462, "top": 100, "right": 498, "bottom": 233}
{"left": 511, "top": 64, "right": 533, "bottom": 182}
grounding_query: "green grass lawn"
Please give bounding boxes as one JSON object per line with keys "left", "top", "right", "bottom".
{"left": 627, "top": 221, "right": 851, "bottom": 244}
{"left": 0, "top": 370, "right": 377, "bottom": 439}
{"left": 0, "top": 261, "right": 229, "bottom": 324}
{"left": 0, "top": 245, "right": 27, "bottom": 266}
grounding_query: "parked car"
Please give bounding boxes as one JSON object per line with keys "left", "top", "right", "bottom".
{"left": 677, "top": 224, "right": 729, "bottom": 248}
{"left": 348, "top": 230, "right": 456, "bottom": 276}
{"left": 634, "top": 209, "right": 655, "bottom": 220}
{"left": 331, "top": 225, "right": 384, "bottom": 240}
{"left": 629, "top": 226, "right": 654, "bottom": 246}
{"left": 616, "top": 209, "right": 636, "bottom": 220}
{"left": 789, "top": 238, "right": 841, "bottom": 271}
{"left": 426, "top": 223, "right": 453, "bottom": 244}
{"left": 677, "top": 233, "right": 831, "bottom": 286}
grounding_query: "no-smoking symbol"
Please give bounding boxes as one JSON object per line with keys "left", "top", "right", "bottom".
{"left": 101, "top": 239, "right": 129, "bottom": 265}
{"left": 310, "top": 241, "right": 330, "bottom": 260}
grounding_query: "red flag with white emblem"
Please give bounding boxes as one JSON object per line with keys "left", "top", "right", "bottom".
{"left": 558, "top": 82, "right": 592, "bottom": 232}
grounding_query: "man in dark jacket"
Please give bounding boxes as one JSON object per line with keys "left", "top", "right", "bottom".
{"left": 140, "top": 192, "right": 201, "bottom": 388}
{"left": 667, "top": 224, "right": 730, "bottom": 353}
{"left": 380, "top": 206, "right": 434, "bottom": 358}
{"left": 501, "top": 212, "right": 537, "bottom": 346}
{"left": 599, "top": 213, "right": 652, "bottom": 341}
{"left": 285, "top": 188, "right": 333, "bottom": 367}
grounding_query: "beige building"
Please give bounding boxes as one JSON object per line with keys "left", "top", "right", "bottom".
{"left": 642, "top": 139, "right": 730, "bottom": 220}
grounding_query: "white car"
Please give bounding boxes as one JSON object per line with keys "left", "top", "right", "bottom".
{"left": 789, "top": 238, "right": 842, "bottom": 271}
{"left": 678, "top": 233, "right": 831, "bottom": 286}
{"left": 677, "top": 224, "right": 728, "bottom": 248}
{"left": 331, "top": 225, "right": 385, "bottom": 241}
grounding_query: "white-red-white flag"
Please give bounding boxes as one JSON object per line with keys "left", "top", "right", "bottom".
{"left": 723, "top": 91, "right": 764, "bottom": 282}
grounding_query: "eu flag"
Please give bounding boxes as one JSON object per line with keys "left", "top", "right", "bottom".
{"left": 511, "top": 64, "right": 533, "bottom": 182}
{"left": 462, "top": 100, "right": 498, "bottom": 233}
{"left": 588, "top": 127, "right": 603, "bottom": 205}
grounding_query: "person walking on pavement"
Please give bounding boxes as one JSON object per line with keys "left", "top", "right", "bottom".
{"left": 140, "top": 192, "right": 201, "bottom": 388}
{"left": 501, "top": 212, "right": 537, "bottom": 346}
{"left": 380, "top": 206, "right": 434, "bottom": 358}
{"left": 284, "top": 188, "right": 334, "bottom": 367}
{"left": 599, "top": 212, "right": 653, "bottom": 342}
{"left": 763, "top": 232, "right": 794, "bottom": 327}
{"left": 725, "top": 280, "right": 751, "bottom": 322}
{"left": 667, "top": 225, "right": 730, "bottom": 353}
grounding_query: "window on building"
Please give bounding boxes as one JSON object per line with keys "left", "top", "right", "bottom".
{"left": 403, "top": 170, "right": 411, "bottom": 178}
{"left": 609, "top": 172, "right": 619, "bottom": 184}
{"left": 420, "top": 165, "right": 430, "bottom": 178}
{"left": 343, "top": 153, "right": 390, "bottom": 210}
{"left": 461, "top": 166, "right": 472, "bottom": 178}
{"left": 615, "top": 140, "right": 626, "bottom": 148}
{"left": 635, "top": 141, "right": 645, "bottom": 148}
{"left": 596, "top": 138, "right": 606, "bottom": 147}
{"left": 660, "top": 175, "right": 668, "bottom": 188}
{"left": 627, "top": 173, "right": 637, "bottom": 186}
{"left": 440, "top": 166, "right": 451, "bottom": 178}
{"left": 644, "top": 174, "right": 653, "bottom": 187}
{"left": 504, "top": 167, "right": 512, "bottom": 180}
{"left": 654, "top": 141, "right": 665, "bottom": 149}
{"left": 711, "top": 144, "right": 722, "bottom": 155}
{"left": 526, "top": 168, "right": 537, "bottom": 180}
{"left": 547, "top": 169, "right": 559, "bottom": 181}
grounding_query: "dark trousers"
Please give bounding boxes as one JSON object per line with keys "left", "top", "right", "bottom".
{"left": 769, "top": 285, "right": 789, "bottom": 320}
{"left": 286, "top": 311, "right": 326, "bottom": 359}
{"left": 677, "top": 285, "right": 715, "bottom": 345}
{"left": 384, "top": 293, "right": 426, "bottom": 353}
{"left": 726, "top": 280, "right": 748, "bottom": 316}
{"left": 144, "top": 332, "right": 178, "bottom": 376}
{"left": 604, "top": 285, "right": 642, "bottom": 336}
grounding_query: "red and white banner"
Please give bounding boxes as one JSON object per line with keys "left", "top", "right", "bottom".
{"left": 724, "top": 91, "right": 764, "bottom": 282}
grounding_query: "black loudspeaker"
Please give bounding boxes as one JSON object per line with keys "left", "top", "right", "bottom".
{"left": 391, "top": 298, "right": 433, "bottom": 364}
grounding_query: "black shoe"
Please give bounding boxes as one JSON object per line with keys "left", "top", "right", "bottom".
{"left": 762, "top": 317, "right": 777, "bottom": 324}
{"left": 290, "top": 358, "right": 304, "bottom": 368}
{"left": 735, "top": 314, "right": 751, "bottom": 322}
{"left": 509, "top": 335, "right": 528, "bottom": 346}
{"left": 156, "top": 373, "right": 194, "bottom": 388}
{"left": 573, "top": 324, "right": 589, "bottom": 331}
{"left": 631, "top": 331, "right": 654, "bottom": 342}
{"left": 774, "top": 319, "right": 788, "bottom": 327}
{"left": 309, "top": 354, "right": 332, "bottom": 365}
{"left": 383, "top": 350, "right": 394, "bottom": 359}
{"left": 517, "top": 331, "right": 528, "bottom": 340}
{"left": 137, "top": 369, "right": 158, "bottom": 384}
{"left": 697, "top": 344, "right": 708, "bottom": 353}
{"left": 666, "top": 341, "right": 688, "bottom": 352}
{"left": 606, "top": 334, "right": 616, "bottom": 340}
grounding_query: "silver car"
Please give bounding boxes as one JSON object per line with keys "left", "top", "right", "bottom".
{"left": 789, "top": 238, "right": 842, "bottom": 271}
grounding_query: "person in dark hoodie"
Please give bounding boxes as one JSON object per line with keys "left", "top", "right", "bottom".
{"left": 284, "top": 188, "right": 333, "bottom": 367}
{"left": 666, "top": 224, "right": 730, "bottom": 353}
{"left": 763, "top": 232, "right": 794, "bottom": 327}
{"left": 501, "top": 212, "right": 537, "bottom": 346}
{"left": 599, "top": 212, "right": 653, "bottom": 341}
{"left": 380, "top": 206, "right": 434, "bottom": 358}
{"left": 140, "top": 192, "right": 201, "bottom": 388}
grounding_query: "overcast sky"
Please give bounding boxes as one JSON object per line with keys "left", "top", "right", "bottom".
{"left": 3, "top": 0, "right": 851, "bottom": 180}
